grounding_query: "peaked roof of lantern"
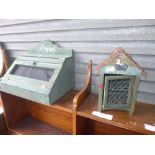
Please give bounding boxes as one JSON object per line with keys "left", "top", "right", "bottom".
{"left": 95, "top": 47, "right": 147, "bottom": 78}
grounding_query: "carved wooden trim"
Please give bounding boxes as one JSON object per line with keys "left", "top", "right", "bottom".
{"left": 73, "top": 60, "right": 92, "bottom": 110}
{"left": 0, "top": 45, "right": 9, "bottom": 77}
{"left": 72, "top": 60, "right": 92, "bottom": 134}
{"left": 0, "top": 47, "right": 4, "bottom": 76}
{"left": 0, "top": 44, "right": 9, "bottom": 115}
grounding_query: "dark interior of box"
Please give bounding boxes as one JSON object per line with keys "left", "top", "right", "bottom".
{"left": 11, "top": 64, "right": 55, "bottom": 81}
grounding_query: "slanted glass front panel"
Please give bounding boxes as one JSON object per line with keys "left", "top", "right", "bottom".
{"left": 10, "top": 65, "right": 54, "bottom": 81}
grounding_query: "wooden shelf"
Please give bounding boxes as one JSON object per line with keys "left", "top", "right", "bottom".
{"left": 77, "top": 94, "right": 155, "bottom": 135}
{"left": 2, "top": 59, "right": 155, "bottom": 135}
{"left": 9, "top": 117, "right": 70, "bottom": 135}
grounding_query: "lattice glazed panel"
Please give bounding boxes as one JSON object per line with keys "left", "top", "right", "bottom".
{"left": 107, "top": 79, "right": 130, "bottom": 105}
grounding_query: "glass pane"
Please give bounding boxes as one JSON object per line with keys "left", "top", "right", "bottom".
{"left": 11, "top": 65, "right": 54, "bottom": 81}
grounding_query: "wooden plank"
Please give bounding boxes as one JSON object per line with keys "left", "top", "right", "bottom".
{"left": 72, "top": 61, "right": 92, "bottom": 134}
{"left": 28, "top": 102, "right": 73, "bottom": 134}
{"left": 10, "top": 117, "right": 69, "bottom": 135}
{"left": 75, "top": 116, "right": 91, "bottom": 135}
{"left": 1, "top": 26, "right": 155, "bottom": 42}
{"left": 138, "top": 92, "right": 155, "bottom": 105}
{"left": 87, "top": 120, "right": 140, "bottom": 135}
{"left": 58, "top": 41, "right": 155, "bottom": 55}
{"left": 25, "top": 90, "right": 76, "bottom": 134}
{"left": 0, "top": 19, "right": 49, "bottom": 26}
{"left": 0, "top": 113, "right": 7, "bottom": 134}
{"left": 5, "top": 41, "right": 155, "bottom": 56}
{"left": 0, "top": 19, "right": 155, "bottom": 34}
{"left": 76, "top": 94, "right": 155, "bottom": 135}
{"left": 73, "top": 61, "right": 92, "bottom": 109}
{"left": 0, "top": 92, "right": 28, "bottom": 127}
{"left": 74, "top": 53, "right": 155, "bottom": 69}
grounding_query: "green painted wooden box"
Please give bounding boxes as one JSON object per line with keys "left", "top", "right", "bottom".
{"left": 0, "top": 40, "right": 74, "bottom": 105}
{"left": 96, "top": 48, "right": 147, "bottom": 115}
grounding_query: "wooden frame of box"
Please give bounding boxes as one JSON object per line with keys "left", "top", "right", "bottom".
{"left": 96, "top": 48, "right": 147, "bottom": 115}
{"left": 0, "top": 40, "right": 74, "bottom": 105}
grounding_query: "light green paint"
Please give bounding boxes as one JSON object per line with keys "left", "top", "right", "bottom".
{"left": 97, "top": 51, "right": 142, "bottom": 115}
{"left": 0, "top": 40, "right": 74, "bottom": 105}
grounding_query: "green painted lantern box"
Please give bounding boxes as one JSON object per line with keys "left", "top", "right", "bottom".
{"left": 96, "top": 48, "right": 147, "bottom": 115}
{"left": 0, "top": 40, "right": 74, "bottom": 105}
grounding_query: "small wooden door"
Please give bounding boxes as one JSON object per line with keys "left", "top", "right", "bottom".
{"left": 102, "top": 75, "right": 135, "bottom": 110}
